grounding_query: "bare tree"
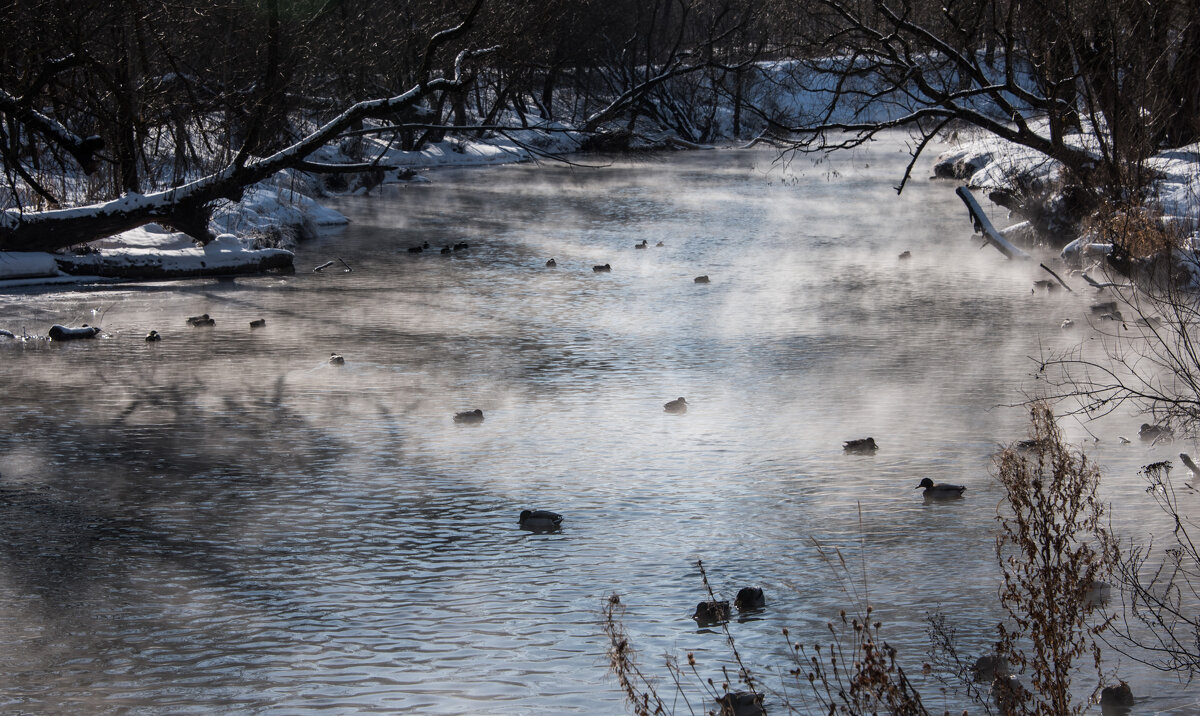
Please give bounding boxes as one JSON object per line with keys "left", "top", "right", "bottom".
{"left": 773, "top": 0, "right": 1200, "bottom": 195}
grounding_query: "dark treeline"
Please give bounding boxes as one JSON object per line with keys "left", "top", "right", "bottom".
{"left": 1, "top": 0, "right": 1197, "bottom": 249}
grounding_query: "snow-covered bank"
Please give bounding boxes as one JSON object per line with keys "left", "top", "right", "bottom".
{"left": 933, "top": 128, "right": 1200, "bottom": 236}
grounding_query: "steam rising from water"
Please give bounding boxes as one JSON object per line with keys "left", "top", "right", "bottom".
{"left": 0, "top": 134, "right": 1191, "bottom": 713}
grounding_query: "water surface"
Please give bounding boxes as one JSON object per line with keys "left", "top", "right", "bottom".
{"left": 0, "top": 136, "right": 1193, "bottom": 713}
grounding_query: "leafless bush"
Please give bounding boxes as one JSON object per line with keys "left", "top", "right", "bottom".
{"left": 992, "top": 402, "right": 1119, "bottom": 715}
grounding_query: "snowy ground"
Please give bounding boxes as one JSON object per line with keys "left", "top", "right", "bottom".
{"left": 0, "top": 119, "right": 582, "bottom": 286}
{"left": 3, "top": 105, "right": 1198, "bottom": 287}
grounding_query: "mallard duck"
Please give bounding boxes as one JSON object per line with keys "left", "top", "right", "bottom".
{"left": 694, "top": 275, "right": 710, "bottom": 283}
{"left": 519, "top": 509, "right": 562, "bottom": 532}
{"left": 693, "top": 600, "right": 731, "bottom": 625}
{"left": 545, "top": 258, "right": 557, "bottom": 267}
{"left": 843, "top": 437, "right": 878, "bottom": 454}
{"left": 329, "top": 353, "right": 345, "bottom": 365}
{"left": 145, "top": 330, "right": 161, "bottom": 342}
{"left": 249, "top": 318, "right": 266, "bottom": 328}
{"left": 1099, "top": 681, "right": 1133, "bottom": 708}
{"left": 593, "top": 263, "right": 612, "bottom": 272}
{"left": 715, "top": 691, "right": 763, "bottom": 716}
{"left": 1139, "top": 423, "right": 1173, "bottom": 442}
{"left": 916, "top": 477, "right": 966, "bottom": 498}
{"left": 635, "top": 239, "right": 648, "bottom": 249}
{"left": 664, "top": 397, "right": 687, "bottom": 414}
{"left": 454, "top": 408, "right": 484, "bottom": 424}
{"left": 734, "top": 587, "right": 766, "bottom": 611}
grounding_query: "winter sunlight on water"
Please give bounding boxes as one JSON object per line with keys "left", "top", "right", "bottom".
{"left": 0, "top": 134, "right": 1194, "bottom": 714}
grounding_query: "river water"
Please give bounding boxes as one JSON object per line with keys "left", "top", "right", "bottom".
{"left": 0, "top": 135, "right": 1194, "bottom": 714}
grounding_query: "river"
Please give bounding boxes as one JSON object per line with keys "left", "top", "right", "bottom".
{"left": 0, "top": 134, "right": 1193, "bottom": 713}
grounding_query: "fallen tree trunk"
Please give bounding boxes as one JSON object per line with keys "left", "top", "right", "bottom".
{"left": 0, "top": 7, "right": 486, "bottom": 254}
{"left": 956, "top": 186, "right": 1032, "bottom": 260}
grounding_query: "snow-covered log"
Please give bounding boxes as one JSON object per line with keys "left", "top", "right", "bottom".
{"left": 54, "top": 235, "right": 294, "bottom": 278}
{"left": 48, "top": 325, "right": 101, "bottom": 340}
{"left": 956, "top": 186, "right": 1032, "bottom": 260}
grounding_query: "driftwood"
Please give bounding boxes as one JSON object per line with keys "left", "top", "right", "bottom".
{"left": 956, "top": 186, "right": 1031, "bottom": 260}
{"left": 48, "top": 324, "right": 101, "bottom": 340}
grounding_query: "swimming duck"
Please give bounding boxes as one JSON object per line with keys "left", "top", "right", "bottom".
{"left": 1099, "top": 681, "right": 1133, "bottom": 709}
{"left": 249, "top": 318, "right": 266, "bottom": 328}
{"left": 545, "top": 258, "right": 557, "bottom": 267}
{"left": 734, "top": 586, "right": 766, "bottom": 611}
{"left": 519, "top": 509, "right": 562, "bottom": 533}
{"left": 715, "top": 691, "right": 763, "bottom": 716}
{"left": 1139, "top": 423, "right": 1173, "bottom": 443}
{"left": 453, "top": 241, "right": 469, "bottom": 251}
{"left": 406, "top": 245, "right": 424, "bottom": 254}
{"left": 655, "top": 241, "right": 664, "bottom": 247}
{"left": 692, "top": 600, "right": 731, "bottom": 625}
{"left": 694, "top": 275, "right": 710, "bottom": 283}
{"left": 916, "top": 477, "right": 966, "bottom": 498}
{"left": 593, "top": 263, "right": 612, "bottom": 272}
{"left": 664, "top": 397, "right": 687, "bottom": 414}
{"left": 186, "top": 313, "right": 215, "bottom": 327}
{"left": 635, "top": 240, "right": 648, "bottom": 249}
{"left": 899, "top": 250, "right": 912, "bottom": 260}
{"left": 329, "top": 353, "right": 345, "bottom": 365}
{"left": 843, "top": 437, "right": 878, "bottom": 454}
{"left": 145, "top": 330, "right": 161, "bottom": 342}
{"left": 454, "top": 408, "right": 484, "bottom": 424}
{"left": 440, "top": 246, "right": 452, "bottom": 254}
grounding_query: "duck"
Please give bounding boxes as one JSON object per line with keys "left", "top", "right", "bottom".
{"left": 329, "top": 353, "right": 345, "bottom": 365}
{"left": 694, "top": 275, "right": 710, "bottom": 283}
{"left": 406, "top": 245, "right": 424, "bottom": 254}
{"left": 145, "top": 330, "right": 161, "bottom": 342}
{"left": 453, "top": 408, "right": 484, "bottom": 424}
{"left": 545, "top": 258, "right": 557, "bottom": 267}
{"left": 664, "top": 397, "right": 688, "bottom": 414}
{"left": 519, "top": 509, "right": 562, "bottom": 533}
{"left": 186, "top": 313, "right": 215, "bottom": 327}
{"left": 655, "top": 241, "right": 664, "bottom": 247}
{"left": 440, "top": 245, "right": 452, "bottom": 254}
{"left": 843, "top": 437, "right": 878, "bottom": 454}
{"left": 1061, "top": 318, "right": 1075, "bottom": 329}
{"left": 734, "top": 586, "right": 766, "bottom": 611}
{"left": 916, "top": 477, "right": 966, "bottom": 498}
{"left": 1139, "top": 422, "right": 1173, "bottom": 443}
{"left": 899, "top": 250, "right": 912, "bottom": 260}
{"left": 635, "top": 239, "right": 648, "bottom": 249}
{"left": 692, "top": 600, "right": 731, "bottom": 625}
{"left": 249, "top": 318, "right": 266, "bottom": 328}
{"left": 453, "top": 241, "right": 469, "bottom": 251}
{"left": 593, "top": 263, "right": 612, "bottom": 272}
{"left": 715, "top": 691, "right": 763, "bottom": 716}
{"left": 1099, "top": 681, "right": 1133, "bottom": 709}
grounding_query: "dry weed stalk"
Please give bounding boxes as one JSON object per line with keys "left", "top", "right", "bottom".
{"left": 993, "top": 402, "right": 1118, "bottom": 715}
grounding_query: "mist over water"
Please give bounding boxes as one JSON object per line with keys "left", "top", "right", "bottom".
{"left": 0, "top": 134, "right": 1193, "bottom": 713}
